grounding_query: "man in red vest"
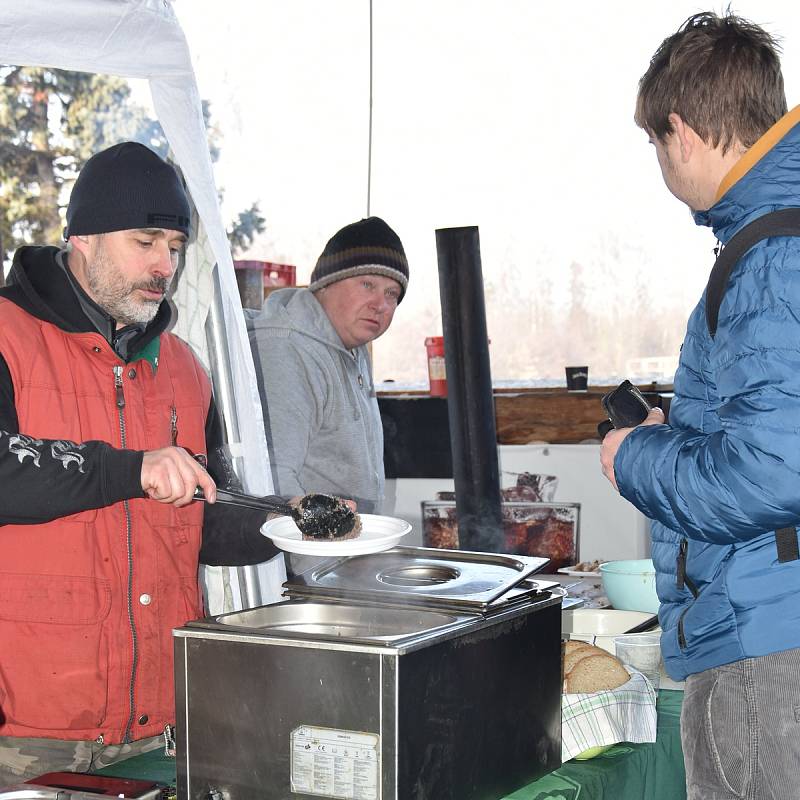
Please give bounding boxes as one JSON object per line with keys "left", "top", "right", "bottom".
{"left": 0, "top": 142, "right": 281, "bottom": 784}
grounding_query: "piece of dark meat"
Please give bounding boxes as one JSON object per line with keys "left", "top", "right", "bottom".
{"left": 291, "top": 494, "right": 361, "bottom": 539}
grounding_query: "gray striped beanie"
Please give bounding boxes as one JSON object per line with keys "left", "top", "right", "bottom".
{"left": 309, "top": 217, "right": 408, "bottom": 301}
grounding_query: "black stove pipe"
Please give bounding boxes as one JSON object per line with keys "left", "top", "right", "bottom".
{"left": 435, "top": 226, "right": 504, "bottom": 552}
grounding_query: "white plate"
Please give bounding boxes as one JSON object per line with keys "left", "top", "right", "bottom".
{"left": 558, "top": 567, "right": 602, "bottom": 577}
{"left": 261, "top": 513, "right": 412, "bottom": 556}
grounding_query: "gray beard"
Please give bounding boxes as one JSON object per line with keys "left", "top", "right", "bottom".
{"left": 105, "top": 292, "right": 162, "bottom": 326}
{"left": 85, "top": 251, "right": 170, "bottom": 326}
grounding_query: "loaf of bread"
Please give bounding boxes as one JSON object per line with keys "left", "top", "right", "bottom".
{"left": 562, "top": 641, "right": 630, "bottom": 694}
{"left": 564, "top": 640, "right": 592, "bottom": 655}
{"left": 563, "top": 642, "right": 595, "bottom": 675}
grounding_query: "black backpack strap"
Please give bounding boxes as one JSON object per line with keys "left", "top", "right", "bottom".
{"left": 705, "top": 208, "right": 800, "bottom": 338}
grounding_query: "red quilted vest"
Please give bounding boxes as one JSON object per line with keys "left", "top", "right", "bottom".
{"left": 0, "top": 297, "right": 211, "bottom": 743}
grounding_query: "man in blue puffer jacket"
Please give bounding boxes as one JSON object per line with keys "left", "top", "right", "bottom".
{"left": 600, "top": 11, "right": 800, "bottom": 799}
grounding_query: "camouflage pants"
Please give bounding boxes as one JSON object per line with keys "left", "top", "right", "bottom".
{"left": 0, "top": 733, "right": 164, "bottom": 788}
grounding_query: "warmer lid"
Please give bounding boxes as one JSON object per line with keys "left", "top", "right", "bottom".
{"left": 283, "top": 546, "right": 552, "bottom": 612}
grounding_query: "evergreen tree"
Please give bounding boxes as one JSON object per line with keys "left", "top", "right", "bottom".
{"left": 0, "top": 66, "right": 264, "bottom": 273}
{"left": 227, "top": 202, "right": 267, "bottom": 256}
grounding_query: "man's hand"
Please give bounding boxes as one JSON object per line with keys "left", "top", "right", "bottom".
{"left": 600, "top": 407, "right": 665, "bottom": 491}
{"left": 141, "top": 446, "right": 216, "bottom": 507}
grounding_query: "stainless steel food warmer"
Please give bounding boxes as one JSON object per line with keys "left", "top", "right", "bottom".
{"left": 174, "top": 546, "right": 563, "bottom": 800}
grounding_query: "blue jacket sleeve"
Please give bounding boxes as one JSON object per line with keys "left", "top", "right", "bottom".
{"left": 615, "top": 422, "right": 800, "bottom": 544}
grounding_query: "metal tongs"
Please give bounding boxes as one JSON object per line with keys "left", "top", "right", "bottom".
{"left": 193, "top": 486, "right": 293, "bottom": 516}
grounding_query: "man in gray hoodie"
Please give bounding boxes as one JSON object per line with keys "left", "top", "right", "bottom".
{"left": 247, "top": 217, "right": 408, "bottom": 520}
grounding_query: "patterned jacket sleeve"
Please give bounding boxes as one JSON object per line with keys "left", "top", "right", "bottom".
{"left": 0, "top": 354, "right": 145, "bottom": 525}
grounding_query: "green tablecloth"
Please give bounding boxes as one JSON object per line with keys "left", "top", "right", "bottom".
{"left": 502, "top": 689, "right": 685, "bottom": 800}
{"left": 97, "top": 690, "right": 685, "bottom": 800}
{"left": 94, "top": 749, "right": 177, "bottom": 788}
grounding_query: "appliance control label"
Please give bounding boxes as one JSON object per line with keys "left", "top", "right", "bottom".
{"left": 291, "top": 726, "right": 380, "bottom": 799}
{"left": 428, "top": 355, "right": 446, "bottom": 380}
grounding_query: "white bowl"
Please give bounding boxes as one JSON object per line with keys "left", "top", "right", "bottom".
{"left": 562, "top": 608, "right": 658, "bottom": 654}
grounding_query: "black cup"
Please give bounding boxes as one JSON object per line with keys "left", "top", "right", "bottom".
{"left": 565, "top": 366, "right": 588, "bottom": 391}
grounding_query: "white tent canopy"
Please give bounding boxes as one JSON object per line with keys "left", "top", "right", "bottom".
{"left": 0, "top": 0, "right": 285, "bottom": 609}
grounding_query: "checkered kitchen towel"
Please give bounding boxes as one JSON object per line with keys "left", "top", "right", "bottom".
{"left": 561, "top": 669, "right": 657, "bottom": 761}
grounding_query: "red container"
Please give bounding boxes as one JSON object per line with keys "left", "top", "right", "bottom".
{"left": 263, "top": 262, "right": 296, "bottom": 287}
{"left": 233, "top": 260, "right": 296, "bottom": 287}
{"left": 425, "top": 336, "right": 447, "bottom": 397}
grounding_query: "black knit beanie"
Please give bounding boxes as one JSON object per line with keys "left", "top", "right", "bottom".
{"left": 64, "top": 142, "right": 191, "bottom": 239}
{"left": 309, "top": 217, "right": 409, "bottom": 301}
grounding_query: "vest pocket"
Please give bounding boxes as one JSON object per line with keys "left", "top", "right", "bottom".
{"left": 156, "top": 576, "right": 203, "bottom": 709}
{"left": 166, "top": 576, "right": 203, "bottom": 628}
{"left": 149, "top": 502, "right": 204, "bottom": 546}
{"left": 61, "top": 508, "right": 98, "bottom": 524}
{"left": 0, "top": 573, "right": 111, "bottom": 730}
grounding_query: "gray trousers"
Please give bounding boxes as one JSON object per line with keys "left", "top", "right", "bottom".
{"left": 0, "top": 734, "right": 164, "bottom": 789}
{"left": 681, "top": 647, "right": 800, "bottom": 800}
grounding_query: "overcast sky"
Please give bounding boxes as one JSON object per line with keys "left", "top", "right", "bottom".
{"left": 169, "top": 1, "right": 800, "bottom": 382}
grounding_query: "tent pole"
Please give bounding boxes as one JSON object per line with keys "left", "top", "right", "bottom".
{"left": 206, "top": 265, "right": 263, "bottom": 609}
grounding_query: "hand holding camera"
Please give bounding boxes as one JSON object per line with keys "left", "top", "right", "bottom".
{"left": 598, "top": 380, "right": 665, "bottom": 490}
{"left": 597, "top": 380, "right": 654, "bottom": 439}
